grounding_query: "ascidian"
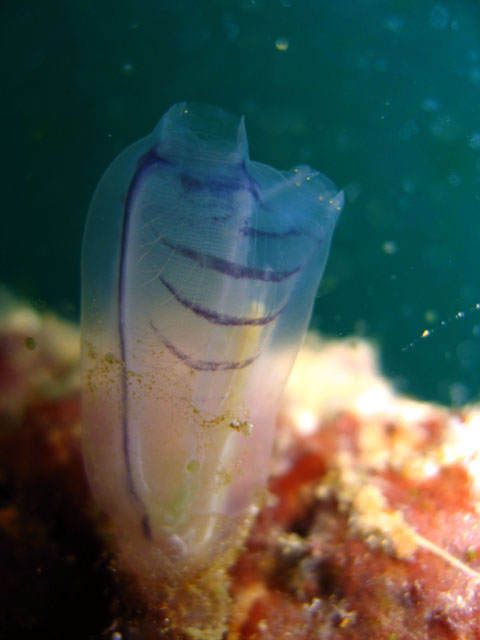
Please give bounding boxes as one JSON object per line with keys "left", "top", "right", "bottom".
{"left": 81, "top": 102, "right": 343, "bottom": 638}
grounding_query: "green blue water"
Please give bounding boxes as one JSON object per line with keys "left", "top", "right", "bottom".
{"left": 2, "top": 1, "right": 480, "bottom": 405}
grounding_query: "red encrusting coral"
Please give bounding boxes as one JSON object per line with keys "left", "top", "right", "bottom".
{"left": 228, "top": 342, "right": 480, "bottom": 640}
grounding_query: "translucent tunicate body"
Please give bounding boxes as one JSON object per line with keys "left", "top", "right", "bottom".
{"left": 81, "top": 102, "right": 343, "bottom": 635}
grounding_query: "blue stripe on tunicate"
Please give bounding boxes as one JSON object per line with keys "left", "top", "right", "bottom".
{"left": 151, "top": 146, "right": 261, "bottom": 200}
{"left": 180, "top": 173, "right": 250, "bottom": 195}
{"left": 117, "top": 150, "right": 160, "bottom": 532}
{"left": 152, "top": 327, "right": 259, "bottom": 371}
{"left": 162, "top": 239, "right": 302, "bottom": 282}
{"left": 159, "top": 275, "right": 286, "bottom": 325}
{"left": 240, "top": 225, "right": 304, "bottom": 239}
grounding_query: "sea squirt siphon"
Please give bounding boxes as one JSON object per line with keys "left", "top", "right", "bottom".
{"left": 81, "top": 102, "right": 343, "bottom": 637}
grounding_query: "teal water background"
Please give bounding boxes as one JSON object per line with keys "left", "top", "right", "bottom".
{"left": 2, "top": 1, "right": 480, "bottom": 405}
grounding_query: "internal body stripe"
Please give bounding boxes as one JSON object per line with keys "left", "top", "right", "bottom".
{"left": 162, "top": 239, "right": 302, "bottom": 282}
{"left": 159, "top": 275, "right": 286, "bottom": 326}
{"left": 153, "top": 327, "right": 260, "bottom": 371}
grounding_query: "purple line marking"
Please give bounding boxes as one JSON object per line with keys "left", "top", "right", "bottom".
{"left": 162, "top": 239, "right": 302, "bottom": 282}
{"left": 159, "top": 275, "right": 286, "bottom": 326}
{"left": 240, "top": 224, "right": 303, "bottom": 239}
{"left": 117, "top": 150, "right": 164, "bottom": 537}
{"left": 180, "top": 173, "right": 249, "bottom": 195}
{"left": 152, "top": 326, "right": 259, "bottom": 371}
